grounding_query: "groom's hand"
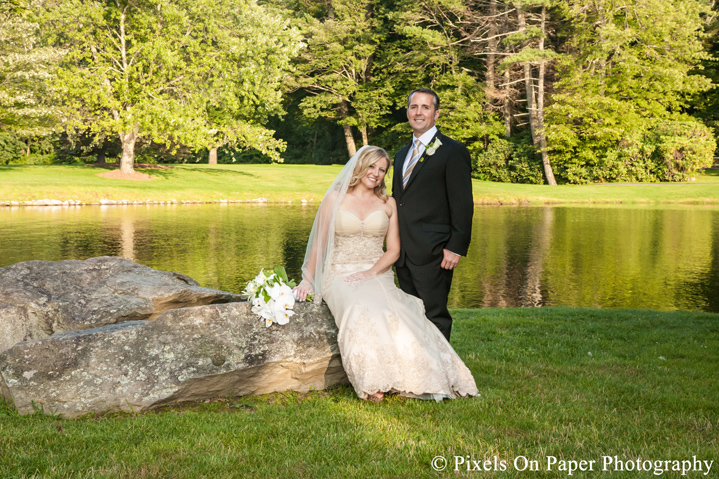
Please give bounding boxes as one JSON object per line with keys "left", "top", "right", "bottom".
{"left": 441, "top": 249, "right": 461, "bottom": 270}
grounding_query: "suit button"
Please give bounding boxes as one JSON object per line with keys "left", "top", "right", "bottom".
{"left": 399, "top": 203, "right": 404, "bottom": 207}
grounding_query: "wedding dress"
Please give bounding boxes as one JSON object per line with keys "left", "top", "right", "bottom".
{"left": 322, "top": 209, "right": 479, "bottom": 401}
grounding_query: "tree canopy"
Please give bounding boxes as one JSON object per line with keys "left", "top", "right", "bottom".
{"left": 1, "top": 0, "right": 716, "bottom": 183}
{"left": 38, "top": 0, "right": 299, "bottom": 172}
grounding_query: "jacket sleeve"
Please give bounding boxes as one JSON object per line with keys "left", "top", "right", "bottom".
{"left": 444, "top": 142, "right": 474, "bottom": 256}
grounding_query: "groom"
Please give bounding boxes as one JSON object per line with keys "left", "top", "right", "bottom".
{"left": 392, "top": 88, "right": 474, "bottom": 341}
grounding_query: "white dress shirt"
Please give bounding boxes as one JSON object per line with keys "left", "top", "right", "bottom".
{"left": 402, "top": 126, "right": 438, "bottom": 178}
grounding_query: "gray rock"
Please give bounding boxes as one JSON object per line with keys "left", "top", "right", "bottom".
{"left": 0, "top": 301, "right": 346, "bottom": 418}
{"left": 0, "top": 256, "right": 244, "bottom": 352}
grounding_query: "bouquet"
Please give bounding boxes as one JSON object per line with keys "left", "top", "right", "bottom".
{"left": 244, "top": 266, "right": 307, "bottom": 327}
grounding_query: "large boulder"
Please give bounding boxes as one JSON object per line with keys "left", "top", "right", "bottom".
{"left": 0, "top": 301, "right": 346, "bottom": 418}
{"left": 0, "top": 256, "right": 243, "bottom": 352}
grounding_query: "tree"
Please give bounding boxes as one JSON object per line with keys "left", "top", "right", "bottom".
{"left": 395, "top": 0, "right": 505, "bottom": 154}
{"left": 292, "top": 0, "right": 393, "bottom": 157}
{"left": 399, "top": 0, "right": 551, "bottom": 181}
{"left": 547, "top": 0, "right": 715, "bottom": 182}
{"left": 196, "top": 2, "right": 301, "bottom": 164}
{"left": 0, "top": 1, "right": 61, "bottom": 150}
{"left": 501, "top": 0, "right": 558, "bottom": 184}
{"left": 444, "top": 0, "right": 559, "bottom": 183}
{"left": 39, "top": 0, "right": 297, "bottom": 173}
{"left": 691, "top": 0, "right": 719, "bottom": 156}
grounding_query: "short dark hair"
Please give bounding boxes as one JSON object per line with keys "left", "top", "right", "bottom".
{"left": 407, "top": 88, "right": 440, "bottom": 110}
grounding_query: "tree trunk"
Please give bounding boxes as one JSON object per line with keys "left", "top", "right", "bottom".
{"left": 209, "top": 147, "right": 218, "bottom": 165}
{"left": 119, "top": 126, "right": 138, "bottom": 174}
{"left": 537, "top": 6, "right": 556, "bottom": 185}
{"left": 360, "top": 125, "right": 368, "bottom": 146}
{"left": 503, "top": 68, "right": 512, "bottom": 138}
{"left": 502, "top": 2, "right": 512, "bottom": 137}
{"left": 517, "top": 5, "right": 539, "bottom": 147}
{"left": 339, "top": 100, "right": 357, "bottom": 157}
{"left": 97, "top": 150, "right": 106, "bottom": 165}
{"left": 525, "top": 84, "right": 539, "bottom": 140}
{"left": 343, "top": 124, "right": 357, "bottom": 157}
{"left": 486, "top": 0, "right": 498, "bottom": 99}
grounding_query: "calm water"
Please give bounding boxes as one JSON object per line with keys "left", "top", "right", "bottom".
{"left": 2, "top": 204, "right": 719, "bottom": 312}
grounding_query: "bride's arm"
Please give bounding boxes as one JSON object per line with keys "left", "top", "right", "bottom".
{"left": 293, "top": 192, "right": 337, "bottom": 300}
{"left": 345, "top": 198, "right": 400, "bottom": 282}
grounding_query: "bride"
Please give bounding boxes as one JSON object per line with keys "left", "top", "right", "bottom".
{"left": 293, "top": 145, "right": 478, "bottom": 403}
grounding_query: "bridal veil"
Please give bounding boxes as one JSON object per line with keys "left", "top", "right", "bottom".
{"left": 300, "top": 145, "right": 376, "bottom": 303}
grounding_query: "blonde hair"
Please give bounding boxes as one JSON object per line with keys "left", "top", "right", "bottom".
{"left": 347, "top": 146, "right": 390, "bottom": 201}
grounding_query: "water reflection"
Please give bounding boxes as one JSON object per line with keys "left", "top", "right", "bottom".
{"left": 1, "top": 204, "right": 718, "bottom": 312}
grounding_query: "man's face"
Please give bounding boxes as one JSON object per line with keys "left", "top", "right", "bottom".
{"left": 407, "top": 92, "right": 439, "bottom": 136}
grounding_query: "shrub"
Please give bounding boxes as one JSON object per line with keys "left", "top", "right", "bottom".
{"left": 0, "top": 133, "right": 26, "bottom": 164}
{"left": 473, "top": 133, "right": 544, "bottom": 184}
{"left": 550, "top": 118, "right": 716, "bottom": 183}
{"left": 648, "top": 120, "right": 717, "bottom": 181}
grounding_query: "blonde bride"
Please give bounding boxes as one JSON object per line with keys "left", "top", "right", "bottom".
{"left": 293, "top": 145, "right": 478, "bottom": 403}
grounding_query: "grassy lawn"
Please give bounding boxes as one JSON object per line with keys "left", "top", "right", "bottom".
{"left": 1, "top": 307, "right": 717, "bottom": 478}
{"left": 1, "top": 164, "right": 718, "bottom": 205}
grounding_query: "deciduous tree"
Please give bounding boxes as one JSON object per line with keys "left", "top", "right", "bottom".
{"left": 0, "top": 1, "right": 61, "bottom": 148}
{"left": 40, "top": 0, "right": 297, "bottom": 173}
{"left": 547, "top": 0, "right": 715, "bottom": 182}
{"left": 292, "top": 0, "right": 393, "bottom": 157}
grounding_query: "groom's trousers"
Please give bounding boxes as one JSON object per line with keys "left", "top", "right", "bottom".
{"left": 395, "top": 254, "right": 454, "bottom": 341}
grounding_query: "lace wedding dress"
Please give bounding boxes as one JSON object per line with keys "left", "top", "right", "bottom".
{"left": 322, "top": 209, "right": 479, "bottom": 401}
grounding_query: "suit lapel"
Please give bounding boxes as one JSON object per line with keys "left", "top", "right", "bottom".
{"left": 403, "top": 131, "right": 441, "bottom": 192}
{"left": 394, "top": 141, "right": 412, "bottom": 195}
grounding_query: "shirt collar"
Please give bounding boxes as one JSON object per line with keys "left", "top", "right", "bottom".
{"left": 414, "top": 126, "right": 438, "bottom": 147}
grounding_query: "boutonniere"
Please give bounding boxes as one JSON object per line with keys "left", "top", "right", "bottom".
{"left": 423, "top": 138, "right": 442, "bottom": 159}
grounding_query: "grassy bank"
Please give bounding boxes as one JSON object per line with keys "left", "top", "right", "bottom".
{"left": 1, "top": 164, "right": 719, "bottom": 205}
{"left": 1, "top": 307, "right": 717, "bottom": 478}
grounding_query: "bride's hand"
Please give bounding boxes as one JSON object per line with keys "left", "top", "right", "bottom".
{"left": 345, "top": 271, "right": 374, "bottom": 283}
{"left": 293, "top": 280, "right": 313, "bottom": 302}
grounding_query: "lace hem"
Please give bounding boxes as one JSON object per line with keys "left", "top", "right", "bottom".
{"left": 334, "top": 302, "right": 478, "bottom": 401}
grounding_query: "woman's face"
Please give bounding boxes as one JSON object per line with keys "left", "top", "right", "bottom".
{"left": 362, "top": 157, "right": 389, "bottom": 190}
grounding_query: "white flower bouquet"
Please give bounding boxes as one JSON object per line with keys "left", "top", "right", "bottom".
{"left": 244, "top": 266, "right": 309, "bottom": 327}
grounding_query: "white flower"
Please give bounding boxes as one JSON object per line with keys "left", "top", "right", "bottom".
{"left": 254, "top": 270, "right": 268, "bottom": 286}
{"left": 425, "top": 138, "right": 442, "bottom": 156}
{"left": 244, "top": 282, "right": 258, "bottom": 295}
{"left": 252, "top": 297, "right": 274, "bottom": 321}
{"left": 266, "top": 283, "right": 283, "bottom": 300}
{"left": 272, "top": 301, "right": 295, "bottom": 325}
{"left": 276, "top": 290, "right": 295, "bottom": 310}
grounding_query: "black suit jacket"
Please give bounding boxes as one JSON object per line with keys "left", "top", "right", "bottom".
{"left": 392, "top": 131, "right": 474, "bottom": 266}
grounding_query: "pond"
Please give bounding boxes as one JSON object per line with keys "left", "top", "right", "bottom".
{"left": 1, "top": 204, "right": 718, "bottom": 312}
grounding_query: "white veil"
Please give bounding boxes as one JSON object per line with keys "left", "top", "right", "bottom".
{"left": 300, "top": 145, "right": 372, "bottom": 303}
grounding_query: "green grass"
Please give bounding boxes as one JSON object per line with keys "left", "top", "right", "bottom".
{"left": 1, "top": 307, "right": 717, "bottom": 478}
{"left": 1, "top": 164, "right": 719, "bottom": 205}
{"left": 0, "top": 164, "right": 340, "bottom": 204}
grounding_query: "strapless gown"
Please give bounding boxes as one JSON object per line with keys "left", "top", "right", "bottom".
{"left": 322, "top": 209, "right": 478, "bottom": 401}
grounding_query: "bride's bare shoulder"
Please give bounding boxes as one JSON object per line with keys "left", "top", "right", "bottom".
{"left": 321, "top": 190, "right": 340, "bottom": 208}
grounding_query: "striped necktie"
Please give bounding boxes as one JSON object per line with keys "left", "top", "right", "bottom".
{"left": 402, "top": 139, "right": 422, "bottom": 189}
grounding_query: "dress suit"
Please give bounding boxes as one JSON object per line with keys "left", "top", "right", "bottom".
{"left": 392, "top": 130, "right": 474, "bottom": 340}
